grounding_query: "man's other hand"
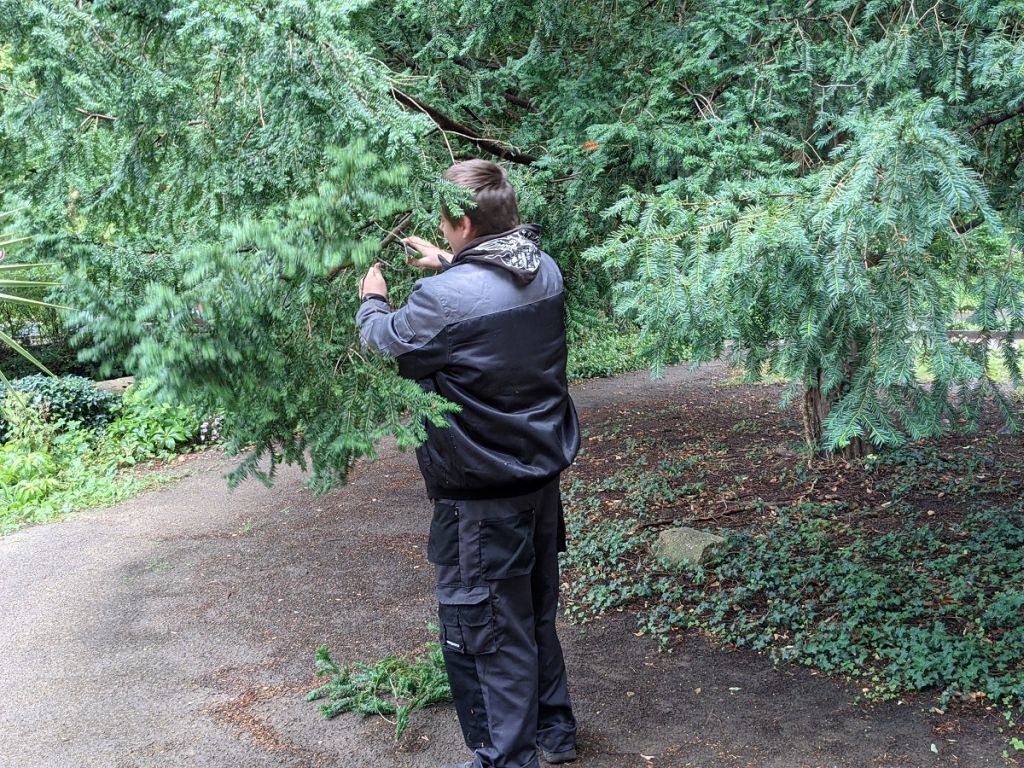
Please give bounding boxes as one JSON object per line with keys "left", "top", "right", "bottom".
{"left": 402, "top": 235, "right": 452, "bottom": 271}
{"left": 360, "top": 263, "right": 388, "bottom": 301}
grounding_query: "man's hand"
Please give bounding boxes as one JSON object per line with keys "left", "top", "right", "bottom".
{"left": 360, "top": 263, "right": 388, "bottom": 301}
{"left": 402, "top": 235, "right": 452, "bottom": 271}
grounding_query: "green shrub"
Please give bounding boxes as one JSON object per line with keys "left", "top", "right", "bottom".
{"left": 0, "top": 402, "right": 153, "bottom": 533}
{"left": 103, "top": 386, "right": 198, "bottom": 463}
{"left": 566, "top": 314, "right": 692, "bottom": 382}
{"left": 0, "top": 440, "right": 60, "bottom": 506}
{"left": 0, "top": 341, "right": 128, "bottom": 379}
{"left": 0, "top": 374, "right": 117, "bottom": 439}
{"left": 567, "top": 327, "right": 644, "bottom": 381}
{"left": 0, "top": 385, "right": 204, "bottom": 534}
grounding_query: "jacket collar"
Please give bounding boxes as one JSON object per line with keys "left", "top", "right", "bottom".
{"left": 442, "top": 224, "right": 543, "bottom": 285}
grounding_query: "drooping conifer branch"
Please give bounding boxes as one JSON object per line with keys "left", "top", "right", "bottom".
{"left": 3, "top": 0, "right": 1022, "bottom": 482}
{"left": 327, "top": 212, "right": 412, "bottom": 283}
{"left": 390, "top": 88, "right": 539, "bottom": 165}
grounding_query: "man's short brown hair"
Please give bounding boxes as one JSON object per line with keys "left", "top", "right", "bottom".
{"left": 441, "top": 159, "right": 520, "bottom": 237}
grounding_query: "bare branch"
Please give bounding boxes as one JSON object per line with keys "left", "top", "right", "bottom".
{"left": 390, "top": 88, "right": 539, "bottom": 165}
{"left": 970, "top": 103, "right": 1024, "bottom": 132}
{"left": 327, "top": 212, "right": 413, "bottom": 283}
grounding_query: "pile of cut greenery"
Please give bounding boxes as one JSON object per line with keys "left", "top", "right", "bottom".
{"left": 306, "top": 637, "right": 451, "bottom": 740}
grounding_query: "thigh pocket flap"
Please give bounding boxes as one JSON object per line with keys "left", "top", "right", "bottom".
{"left": 437, "top": 585, "right": 497, "bottom": 655}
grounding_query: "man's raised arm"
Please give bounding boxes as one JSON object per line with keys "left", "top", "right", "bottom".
{"left": 356, "top": 266, "right": 450, "bottom": 381}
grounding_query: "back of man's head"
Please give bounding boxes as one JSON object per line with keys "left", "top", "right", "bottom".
{"left": 441, "top": 159, "right": 520, "bottom": 237}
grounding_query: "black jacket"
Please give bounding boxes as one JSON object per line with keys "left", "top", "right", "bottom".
{"left": 357, "top": 224, "right": 580, "bottom": 499}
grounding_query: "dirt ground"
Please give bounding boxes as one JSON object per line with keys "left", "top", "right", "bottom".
{"left": 0, "top": 364, "right": 1013, "bottom": 768}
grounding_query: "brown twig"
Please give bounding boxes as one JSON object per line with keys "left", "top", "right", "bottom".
{"left": 378, "top": 212, "right": 413, "bottom": 250}
{"left": 502, "top": 90, "right": 537, "bottom": 112}
{"left": 327, "top": 212, "right": 413, "bottom": 283}
{"left": 970, "top": 103, "right": 1024, "bottom": 132}
{"left": 633, "top": 496, "right": 800, "bottom": 533}
{"left": 390, "top": 87, "right": 539, "bottom": 165}
{"left": 75, "top": 108, "right": 116, "bottom": 129}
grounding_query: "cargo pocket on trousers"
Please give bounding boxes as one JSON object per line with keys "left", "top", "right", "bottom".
{"left": 437, "top": 585, "right": 497, "bottom": 655}
{"left": 427, "top": 500, "right": 460, "bottom": 565}
{"left": 480, "top": 508, "right": 535, "bottom": 580}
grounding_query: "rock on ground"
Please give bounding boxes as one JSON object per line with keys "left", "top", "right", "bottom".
{"left": 653, "top": 526, "right": 727, "bottom": 567}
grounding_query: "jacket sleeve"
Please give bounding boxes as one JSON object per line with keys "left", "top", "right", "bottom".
{"left": 356, "top": 278, "right": 449, "bottom": 381}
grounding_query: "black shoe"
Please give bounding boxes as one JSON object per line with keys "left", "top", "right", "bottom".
{"left": 542, "top": 747, "right": 578, "bottom": 764}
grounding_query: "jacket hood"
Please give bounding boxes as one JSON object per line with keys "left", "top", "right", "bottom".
{"left": 446, "top": 224, "right": 542, "bottom": 285}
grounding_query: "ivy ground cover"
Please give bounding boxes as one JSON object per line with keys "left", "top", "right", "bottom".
{"left": 560, "top": 374, "right": 1024, "bottom": 754}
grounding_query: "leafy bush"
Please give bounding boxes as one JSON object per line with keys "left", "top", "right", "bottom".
{"left": 0, "top": 341, "right": 127, "bottom": 379}
{"left": 103, "top": 386, "right": 198, "bottom": 462}
{"left": 0, "top": 402, "right": 155, "bottom": 533}
{"left": 0, "top": 374, "right": 117, "bottom": 439}
{"left": 0, "top": 439, "right": 60, "bottom": 507}
{"left": 0, "top": 384, "right": 207, "bottom": 534}
{"left": 566, "top": 316, "right": 690, "bottom": 382}
{"left": 567, "top": 325, "right": 644, "bottom": 381}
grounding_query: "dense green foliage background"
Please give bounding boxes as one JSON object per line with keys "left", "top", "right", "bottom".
{"left": 1, "top": 0, "right": 1022, "bottom": 483}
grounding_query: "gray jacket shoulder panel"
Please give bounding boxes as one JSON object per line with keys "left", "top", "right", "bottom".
{"left": 357, "top": 277, "right": 450, "bottom": 380}
{"left": 427, "top": 251, "right": 564, "bottom": 325}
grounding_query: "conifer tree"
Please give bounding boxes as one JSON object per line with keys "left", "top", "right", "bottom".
{"left": 2, "top": 0, "right": 1021, "bottom": 478}
{"left": 0, "top": 1, "right": 457, "bottom": 487}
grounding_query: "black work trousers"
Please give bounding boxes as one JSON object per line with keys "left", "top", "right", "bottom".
{"left": 428, "top": 477, "right": 577, "bottom": 768}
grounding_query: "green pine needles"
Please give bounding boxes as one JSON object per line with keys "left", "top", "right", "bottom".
{"left": 2, "top": 0, "right": 1023, "bottom": 473}
{"left": 586, "top": 93, "right": 1023, "bottom": 454}
{"left": 306, "top": 639, "right": 452, "bottom": 740}
{"left": 129, "top": 143, "right": 458, "bottom": 491}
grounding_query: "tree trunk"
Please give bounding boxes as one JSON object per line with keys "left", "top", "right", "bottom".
{"left": 802, "top": 371, "right": 829, "bottom": 451}
{"left": 841, "top": 435, "right": 867, "bottom": 460}
{"left": 803, "top": 367, "right": 868, "bottom": 459}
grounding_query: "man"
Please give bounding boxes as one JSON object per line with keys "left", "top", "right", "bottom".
{"left": 356, "top": 159, "right": 580, "bottom": 768}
